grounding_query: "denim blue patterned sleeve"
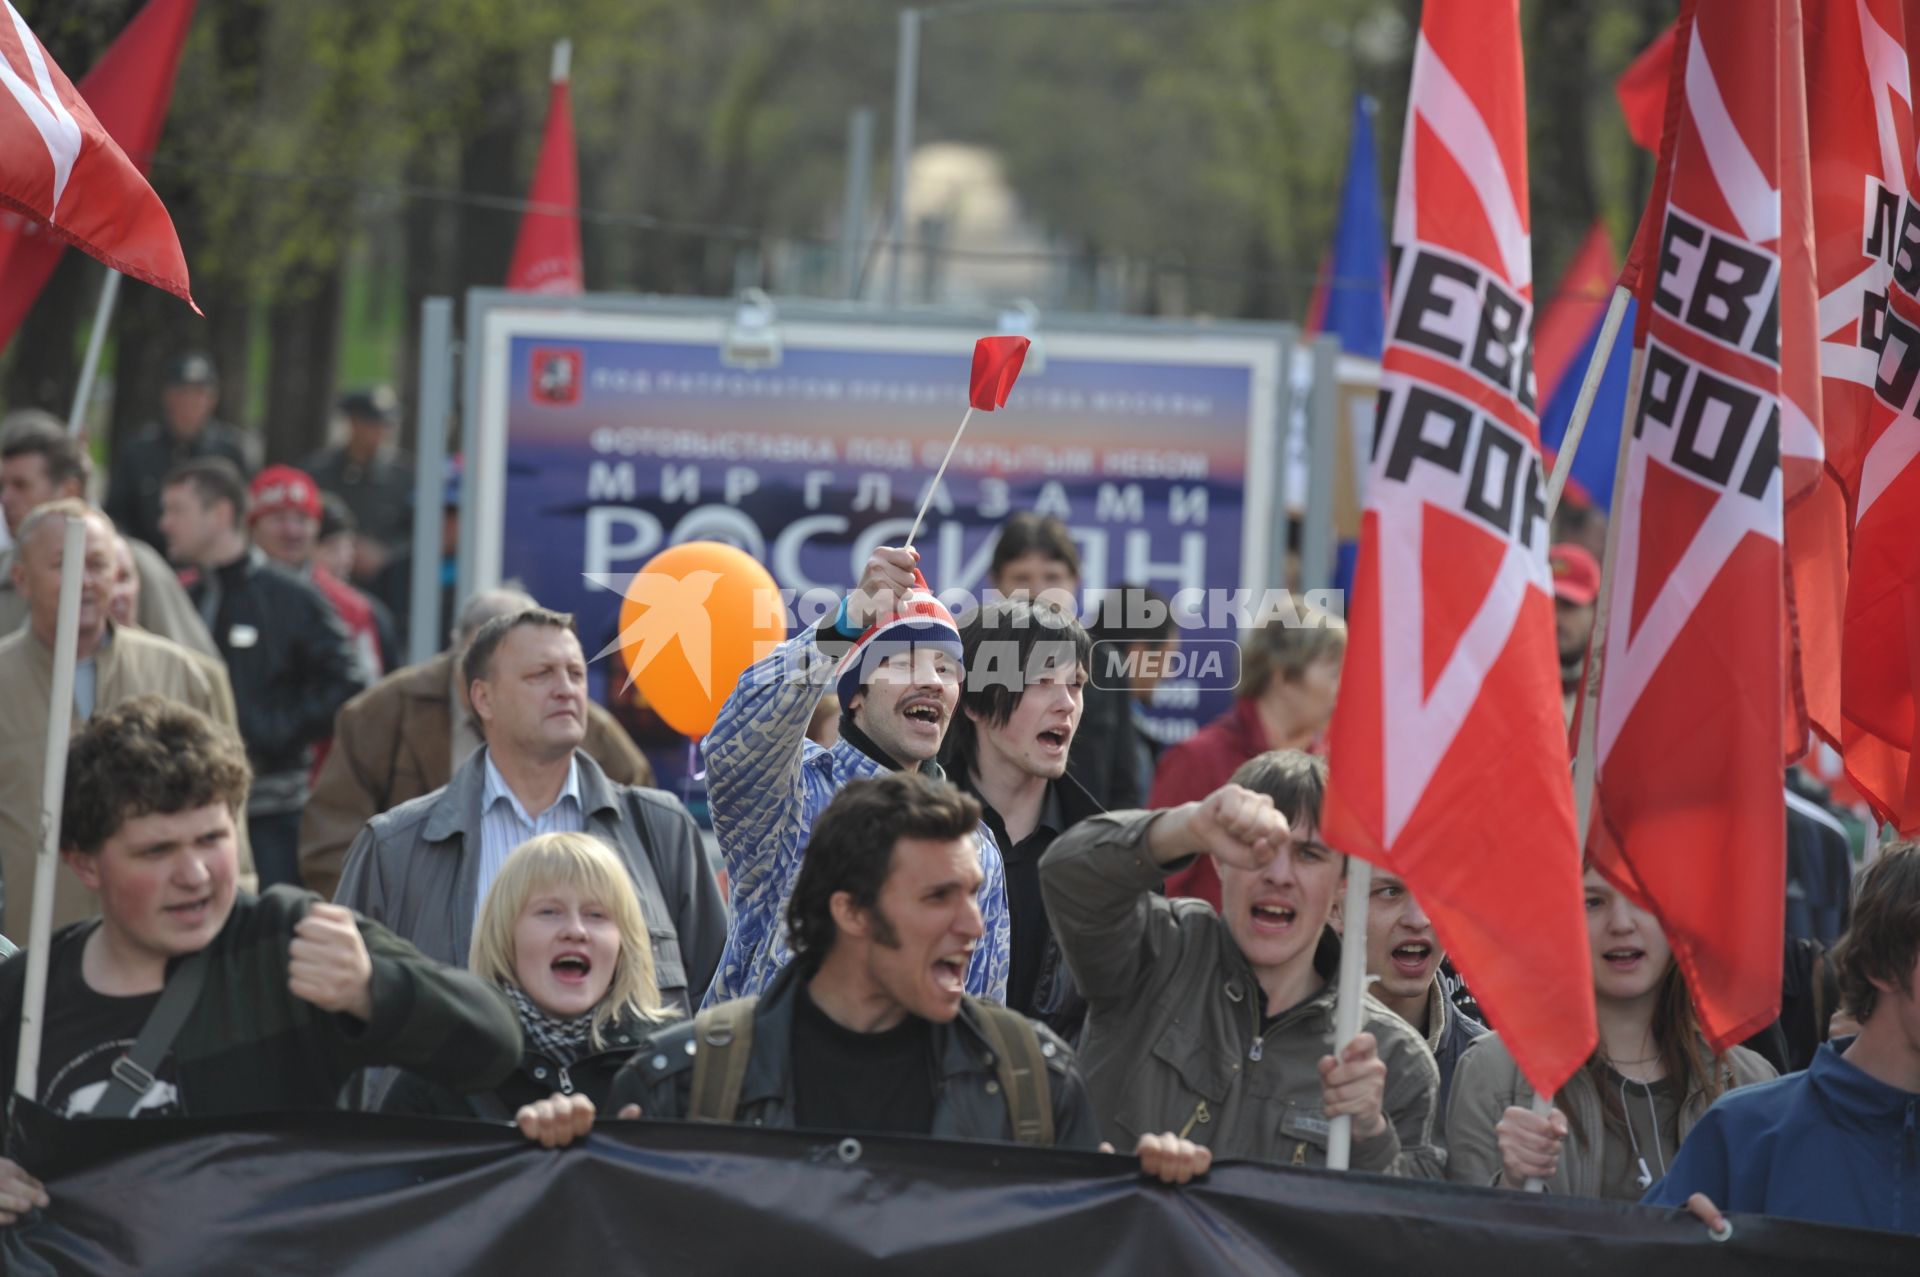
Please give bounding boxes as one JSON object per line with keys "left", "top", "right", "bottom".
{"left": 704, "top": 625, "right": 837, "bottom": 895}
{"left": 702, "top": 624, "right": 840, "bottom": 1005}
{"left": 967, "top": 821, "right": 1011, "bottom": 1003}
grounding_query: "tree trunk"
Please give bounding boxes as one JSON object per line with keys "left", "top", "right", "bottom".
{"left": 262, "top": 264, "right": 343, "bottom": 465}
{"left": 1527, "top": 0, "right": 1599, "bottom": 296}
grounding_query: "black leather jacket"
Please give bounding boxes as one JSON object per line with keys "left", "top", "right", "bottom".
{"left": 185, "top": 548, "right": 366, "bottom": 794}
{"left": 609, "top": 963, "right": 1102, "bottom": 1148}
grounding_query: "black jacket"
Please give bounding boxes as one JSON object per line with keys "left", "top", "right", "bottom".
{"left": 185, "top": 548, "right": 367, "bottom": 789}
{"left": 381, "top": 1012, "right": 655, "bottom": 1119}
{"left": 1066, "top": 679, "right": 1150, "bottom": 810}
{"left": 963, "top": 771, "right": 1104, "bottom": 1043}
{"left": 0, "top": 886, "right": 522, "bottom": 1118}
{"left": 105, "top": 419, "right": 258, "bottom": 550}
{"left": 608, "top": 963, "right": 1102, "bottom": 1148}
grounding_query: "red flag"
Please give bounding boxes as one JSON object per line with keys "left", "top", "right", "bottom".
{"left": 1534, "top": 221, "right": 1618, "bottom": 404}
{"left": 506, "top": 42, "right": 583, "bottom": 295}
{"left": 0, "top": 0, "right": 196, "bottom": 341}
{"left": 1591, "top": 0, "right": 1787, "bottom": 1051}
{"left": 968, "top": 335, "right": 1029, "bottom": 410}
{"left": 1321, "top": 1, "right": 1594, "bottom": 1098}
{"left": 1618, "top": 23, "right": 1677, "bottom": 154}
{"left": 1825, "top": 0, "right": 1920, "bottom": 832}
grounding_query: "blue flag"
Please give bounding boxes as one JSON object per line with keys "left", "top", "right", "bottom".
{"left": 1536, "top": 296, "right": 1634, "bottom": 513}
{"left": 1320, "top": 94, "right": 1385, "bottom": 597}
{"left": 1322, "top": 95, "right": 1386, "bottom": 358}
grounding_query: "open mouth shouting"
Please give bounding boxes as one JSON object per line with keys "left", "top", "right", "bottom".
{"left": 1389, "top": 939, "right": 1434, "bottom": 980}
{"left": 900, "top": 697, "right": 946, "bottom": 733}
{"left": 931, "top": 949, "right": 973, "bottom": 996}
{"left": 1036, "top": 726, "right": 1071, "bottom": 755}
{"left": 1248, "top": 900, "right": 1298, "bottom": 935}
{"left": 1602, "top": 946, "right": 1646, "bottom": 973}
{"left": 550, "top": 951, "right": 595, "bottom": 986}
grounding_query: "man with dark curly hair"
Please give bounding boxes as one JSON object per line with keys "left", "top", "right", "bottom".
{"left": 0, "top": 697, "right": 521, "bottom": 1225}
{"left": 569, "top": 772, "right": 1209, "bottom": 1182}
{"left": 1646, "top": 842, "right": 1920, "bottom": 1236}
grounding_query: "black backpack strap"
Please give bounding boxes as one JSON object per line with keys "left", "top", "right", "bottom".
{"left": 687, "top": 997, "right": 758, "bottom": 1123}
{"left": 969, "top": 1000, "right": 1054, "bottom": 1146}
{"left": 90, "top": 949, "right": 211, "bottom": 1119}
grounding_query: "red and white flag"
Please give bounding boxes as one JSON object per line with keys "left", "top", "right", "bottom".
{"left": 0, "top": 0, "right": 195, "bottom": 320}
{"left": 1321, "top": 0, "right": 1594, "bottom": 1097}
{"left": 506, "top": 40, "right": 583, "bottom": 295}
{"left": 1824, "top": 1, "right": 1920, "bottom": 833}
{"left": 1592, "top": 0, "right": 1789, "bottom": 1051}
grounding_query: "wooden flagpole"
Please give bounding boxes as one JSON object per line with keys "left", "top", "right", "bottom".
{"left": 1544, "top": 285, "right": 1631, "bottom": 523}
{"left": 1325, "top": 858, "right": 1374, "bottom": 1171}
{"left": 14, "top": 515, "right": 89, "bottom": 1100}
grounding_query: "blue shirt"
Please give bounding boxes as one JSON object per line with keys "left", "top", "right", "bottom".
{"left": 475, "top": 750, "right": 583, "bottom": 911}
{"left": 1645, "top": 1039, "right": 1920, "bottom": 1235}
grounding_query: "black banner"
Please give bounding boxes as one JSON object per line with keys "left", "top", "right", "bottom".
{"left": 4, "top": 1102, "right": 1916, "bottom": 1275}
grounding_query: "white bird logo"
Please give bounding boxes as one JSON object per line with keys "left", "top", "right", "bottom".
{"left": 587, "top": 570, "right": 724, "bottom": 696}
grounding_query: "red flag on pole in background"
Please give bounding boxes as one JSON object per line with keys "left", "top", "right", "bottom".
{"left": 1826, "top": 1, "right": 1920, "bottom": 833}
{"left": 1791, "top": 0, "right": 1914, "bottom": 766}
{"left": 1534, "top": 221, "right": 1618, "bottom": 405}
{"left": 1320, "top": 0, "right": 1595, "bottom": 1097}
{"left": 506, "top": 39, "right": 583, "bottom": 295}
{"left": 1618, "top": 23, "right": 1677, "bottom": 155}
{"left": 1591, "top": 0, "right": 1788, "bottom": 1051}
{"left": 0, "top": 0, "right": 197, "bottom": 345}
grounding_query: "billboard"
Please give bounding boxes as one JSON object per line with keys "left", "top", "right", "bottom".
{"left": 466, "top": 302, "right": 1289, "bottom": 790}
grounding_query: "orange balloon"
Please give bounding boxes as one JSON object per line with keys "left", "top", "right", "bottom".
{"left": 617, "top": 541, "right": 786, "bottom": 738}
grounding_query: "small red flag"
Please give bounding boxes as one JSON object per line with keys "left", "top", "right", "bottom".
{"left": 968, "top": 335, "right": 1029, "bottom": 411}
{"left": 1617, "top": 22, "right": 1676, "bottom": 154}
{"left": 0, "top": 0, "right": 196, "bottom": 332}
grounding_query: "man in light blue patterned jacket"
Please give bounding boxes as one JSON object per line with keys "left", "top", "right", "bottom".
{"left": 703, "top": 545, "right": 1009, "bottom": 1007}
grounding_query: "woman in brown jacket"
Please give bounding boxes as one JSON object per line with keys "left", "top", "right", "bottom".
{"left": 1444, "top": 869, "right": 1775, "bottom": 1199}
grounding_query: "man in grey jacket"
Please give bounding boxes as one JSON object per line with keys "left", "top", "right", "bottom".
{"left": 334, "top": 607, "right": 724, "bottom": 1016}
{"left": 1041, "top": 750, "right": 1444, "bottom": 1175}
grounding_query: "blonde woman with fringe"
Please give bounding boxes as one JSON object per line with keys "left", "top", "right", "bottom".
{"left": 383, "top": 832, "right": 675, "bottom": 1137}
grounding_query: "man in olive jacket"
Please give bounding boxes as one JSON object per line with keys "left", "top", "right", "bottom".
{"left": 1040, "top": 751, "right": 1444, "bottom": 1175}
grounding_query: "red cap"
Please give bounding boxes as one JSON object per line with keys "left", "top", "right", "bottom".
{"left": 249, "top": 465, "right": 322, "bottom": 522}
{"left": 1548, "top": 543, "right": 1601, "bottom": 606}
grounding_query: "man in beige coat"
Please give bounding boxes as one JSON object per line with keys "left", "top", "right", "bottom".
{"left": 0, "top": 411, "right": 218, "bottom": 659}
{"left": 298, "top": 587, "right": 652, "bottom": 899}
{"left": 0, "top": 501, "right": 252, "bottom": 943}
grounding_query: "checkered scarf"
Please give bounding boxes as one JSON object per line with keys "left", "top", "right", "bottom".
{"left": 503, "top": 982, "right": 596, "bottom": 1065}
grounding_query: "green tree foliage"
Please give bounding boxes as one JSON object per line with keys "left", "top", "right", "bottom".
{"left": 3, "top": 0, "right": 1674, "bottom": 459}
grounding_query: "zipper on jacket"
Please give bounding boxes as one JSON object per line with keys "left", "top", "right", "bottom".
{"left": 1178, "top": 1099, "right": 1212, "bottom": 1139}
{"left": 1246, "top": 991, "right": 1267, "bottom": 1062}
{"left": 557, "top": 1064, "right": 574, "bottom": 1096}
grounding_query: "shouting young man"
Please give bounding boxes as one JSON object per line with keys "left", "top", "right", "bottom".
{"left": 942, "top": 598, "right": 1098, "bottom": 1035}
{"left": 0, "top": 697, "right": 520, "bottom": 1223}
{"left": 703, "top": 546, "right": 1008, "bottom": 1006}
{"left": 1042, "top": 750, "right": 1443, "bottom": 1174}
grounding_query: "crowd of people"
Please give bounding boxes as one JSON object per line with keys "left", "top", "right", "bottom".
{"left": 0, "top": 373, "right": 1913, "bottom": 1244}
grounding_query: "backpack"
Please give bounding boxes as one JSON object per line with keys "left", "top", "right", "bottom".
{"left": 686, "top": 995, "right": 1056, "bottom": 1145}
